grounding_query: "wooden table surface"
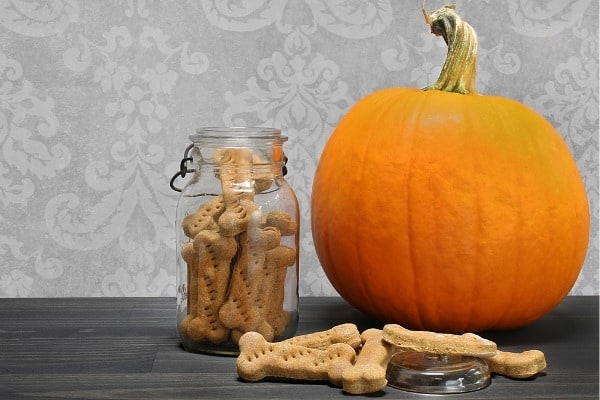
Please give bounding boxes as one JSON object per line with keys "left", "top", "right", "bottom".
{"left": 0, "top": 296, "right": 597, "bottom": 399}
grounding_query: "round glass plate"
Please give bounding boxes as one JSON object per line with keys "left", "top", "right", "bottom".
{"left": 386, "top": 351, "right": 491, "bottom": 394}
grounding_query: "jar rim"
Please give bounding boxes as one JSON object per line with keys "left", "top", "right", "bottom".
{"left": 190, "top": 126, "right": 287, "bottom": 143}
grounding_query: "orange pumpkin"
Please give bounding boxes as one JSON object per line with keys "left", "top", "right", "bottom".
{"left": 310, "top": 6, "right": 590, "bottom": 333}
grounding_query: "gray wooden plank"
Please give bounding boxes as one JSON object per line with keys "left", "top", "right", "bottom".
{"left": 0, "top": 296, "right": 597, "bottom": 399}
{"left": 0, "top": 372, "right": 597, "bottom": 400}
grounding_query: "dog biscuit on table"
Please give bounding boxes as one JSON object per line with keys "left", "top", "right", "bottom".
{"left": 236, "top": 331, "right": 356, "bottom": 387}
{"left": 342, "top": 328, "right": 395, "bottom": 394}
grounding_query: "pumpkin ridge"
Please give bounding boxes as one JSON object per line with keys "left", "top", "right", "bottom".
{"left": 494, "top": 96, "right": 552, "bottom": 328}
{"left": 357, "top": 89, "right": 410, "bottom": 320}
{"left": 394, "top": 89, "right": 426, "bottom": 327}
{"left": 395, "top": 90, "right": 422, "bottom": 329}
{"left": 460, "top": 96, "right": 484, "bottom": 332}
{"left": 483, "top": 97, "right": 527, "bottom": 329}
{"left": 407, "top": 89, "right": 446, "bottom": 330}
{"left": 355, "top": 99, "right": 382, "bottom": 315}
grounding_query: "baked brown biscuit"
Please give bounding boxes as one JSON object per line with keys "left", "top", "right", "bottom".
{"left": 218, "top": 221, "right": 281, "bottom": 341}
{"left": 186, "top": 230, "right": 237, "bottom": 344}
{"left": 181, "top": 196, "right": 224, "bottom": 238}
{"left": 342, "top": 328, "right": 395, "bottom": 394}
{"left": 259, "top": 245, "right": 297, "bottom": 337}
{"left": 486, "top": 349, "right": 546, "bottom": 378}
{"left": 251, "top": 153, "right": 275, "bottom": 193}
{"left": 236, "top": 331, "right": 356, "bottom": 386}
{"left": 282, "top": 323, "right": 361, "bottom": 350}
{"left": 178, "top": 242, "right": 198, "bottom": 336}
{"left": 214, "top": 148, "right": 256, "bottom": 237}
{"left": 264, "top": 210, "right": 297, "bottom": 236}
{"left": 382, "top": 324, "right": 497, "bottom": 358}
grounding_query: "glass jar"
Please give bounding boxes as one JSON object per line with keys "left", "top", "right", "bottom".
{"left": 173, "top": 127, "right": 299, "bottom": 355}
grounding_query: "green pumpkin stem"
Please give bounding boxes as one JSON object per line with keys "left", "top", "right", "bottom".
{"left": 423, "top": 5, "right": 477, "bottom": 94}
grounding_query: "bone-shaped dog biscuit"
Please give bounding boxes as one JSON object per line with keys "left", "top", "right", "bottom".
{"left": 486, "top": 349, "right": 546, "bottom": 378}
{"left": 218, "top": 222, "right": 281, "bottom": 341}
{"left": 342, "top": 328, "right": 395, "bottom": 394}
{"left": 258, "top": 245, "right": 297, "bottom": 338}
{"left": 282, "top": 323, "right": 361, "bottom": 350}
{"left": 186, "top": 230, "right": 237, "bottom": 344}
{"left": 178, "top": 242, "right": 198, "bottom": 336}
{"left": 251, "top": 153, "right": 275, "bottom": 193}
{"left": 214, "top": 148, "right": 257, "bottom": 237}
{"left": 382, "top": 324, "right": 497, "bottom": 358}
{"left": 181, "top": 196, "right": 224, "bottom": 238}
{"left": 264, "top": 210, "right": 297, "bottom": 236}
{"left": 237, "top": 331, "right": 356, "bottom": 387}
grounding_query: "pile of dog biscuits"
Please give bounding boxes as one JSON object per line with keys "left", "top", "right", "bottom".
{"left": 179, "top": 148, "right": 297, "bottom": 346}
{"left": 236, "top": 323, "right": 547, "bottom": 395}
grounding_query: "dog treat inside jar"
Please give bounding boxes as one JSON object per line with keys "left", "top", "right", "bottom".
{"left": 173, "top": 127, "right": 299, "bottom": 355}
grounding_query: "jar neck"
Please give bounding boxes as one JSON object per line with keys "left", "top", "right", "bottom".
{"left": 190, "top": 127, "right": 287, "bottom": 148}
{"left": 190, "top": 127, "right": 287, "bottom": 173}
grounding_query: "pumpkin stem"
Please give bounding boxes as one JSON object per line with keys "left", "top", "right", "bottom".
{"left": 423, "top": 4, "right": 477, "bottom": 94}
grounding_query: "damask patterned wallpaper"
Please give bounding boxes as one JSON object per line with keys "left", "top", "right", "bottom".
{"left": 0, "top": 1, "right": 597, "bottom": 297}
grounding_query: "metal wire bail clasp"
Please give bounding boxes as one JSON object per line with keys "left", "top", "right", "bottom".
{"left": 170, "top": 143, "right": 195, "bottom": 192}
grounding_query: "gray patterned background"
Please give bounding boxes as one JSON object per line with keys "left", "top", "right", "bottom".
{"left": 0, "top": 0, "right": 597, "bottom": 297}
